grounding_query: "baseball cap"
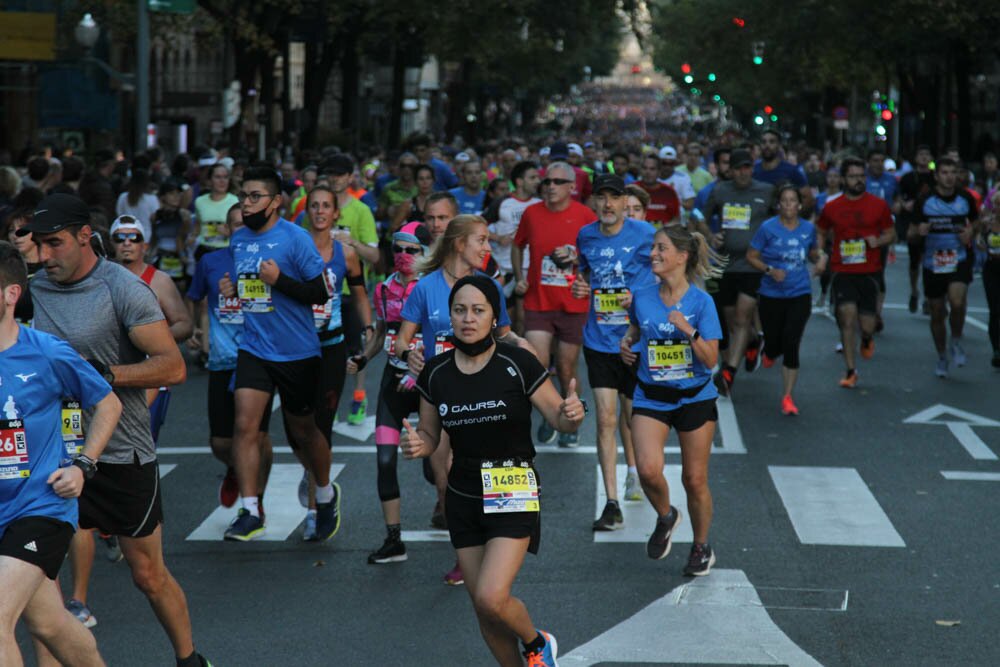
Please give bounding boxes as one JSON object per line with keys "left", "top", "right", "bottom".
{"left": 592, "top": 173, "right": 626, "bottom": 195}
{"left": 455, "top": 152, "right": 471, "bottom": 163}
{"left": 658, "top": 146, "right": 678, "bottom": 161}
{"left": 17, "top": 193, "right": 91, "bottom": 236}
{"left": 110, "top": 215, "right": 145, "bottom": 237}
{"left": 197, "top": 150, "right": 219, "bottom": 167}
{"left": 567, "top": 142, "right": 584, "bottom": 157}
{"left": 731, "top": 149, "right": 753, "bottom": 168}
{"left": 323, "top": 153, "right": 354, "bottom": 175}
{"left": 539, "top": 147, "right": 551, "bottom": 158}
{"left": 158, "top": 177, "right": 184, "bottom": 196}
{"left": 549, "top": 142, "right": 569, "bottom": 160}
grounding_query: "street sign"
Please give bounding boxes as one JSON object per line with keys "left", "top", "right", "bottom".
{"left": 0, "top": 12, "right": 56, "bottom": 61}
{"left": 832, "top": 105, "right": 849, "bottom": 120}
{"left": 833, "top": 119, "right": 849, "bottom": 130}
{"left": 148, "top": 0, "right": 196, "bottom": 14}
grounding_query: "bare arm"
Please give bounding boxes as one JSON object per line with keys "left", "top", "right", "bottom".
{"left": 48, "top": 391, "right": 122, "bottom": 499}
{"left": 110, "top": 320, "right": 187, "bottom": 388}
{"left": 529, "top": 377, "right": 585, "bottom": 433}
{"left": 152, "top": 271, "right": 194, "bottom": 342}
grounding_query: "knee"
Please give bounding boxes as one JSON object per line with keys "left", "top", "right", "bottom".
{"left": 233, "top": 412, "right": 260, "bottom": 439}
{"left": 595, "top": 407, "right": 618, "bottom": 433}
{"left": 681, "top": 469, "right": 710, "bottom": 496}
{"left": 636, "top": 460, "right": 663, "bottom": 486}
{"left": 473, "top": 589, "right": 508, "bottom": 624}
{"left": 130, "top": 559, "right": 168, "bottom": 597}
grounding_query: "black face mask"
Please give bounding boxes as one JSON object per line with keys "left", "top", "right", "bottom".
{"left": 448, "top": 331, "right": 495, "bottom": 357}
{"left": 243, "top": 206, "right": 271, "bottom": 231}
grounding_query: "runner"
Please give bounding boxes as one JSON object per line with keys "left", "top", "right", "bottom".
{"left": 149, "top": 178, "right": 192, "bottom": 292}
{"left": 619, "top": 225, "right": 722, "bottom": 576}
{"left": 910, "top": 157, "right": 979, "bottom": 377}
{"left": 23, "top": 193, "right": 210, "bottom": 666}
{"left": 753, "top": 129, "right": 814, "bottom": 214}
{"left": 0, "top": 241, "right": 120, "bottom": 667}
{"left": 898, "top": 145, "right": 935, "bottom": 313}
{"left": 982, "top": 194, "right": 1000, "bottom": 367}
{"left": 657, "top": 146, "right": 696, "bottom": 215}
{"left": 746, "top": 185, "right": 826, "bottom": 414}
{"left": 635, "top": 154, "right": 681, "bottom": 227}
{"left": 573, "top": 174, "right": 656, "bottom": 528}
{"left": 347, "top": 222, "right": 431, "bottom": 563}
{"left": 866, "top": 148, "right": 900, "bottom": 331}
{"left": 193, "top": 163, "right": 238, "bottom": 260}
{"left": 816, "top": 157, "right": 895, "bottom": 387}
{"left": 219, "top": 167, "right": 341, "bottom": 542}
{"left": 512, "top": 161, "right": 593, "bottom": 447}
{"left": 624, "top": 184, "right": 650, "bottom": 221}
{"left": 390, "top": 164, "right": 435, "bottom": 230}
{"left": 401, "top": 274, "right": 583, "bottom": 667}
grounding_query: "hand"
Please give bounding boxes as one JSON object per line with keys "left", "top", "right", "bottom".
{"left": 770, "top": 268, "right": 787, "bottom": 282}
{"left": 400, "top": 419, "right": 431, "bottom": 459}
{"left": 514, "top": 279, "right": 529, "bottom": 296}
{"left": 620, "top": 335, "right": 638, "bottom": 365}
{"left": 668, "top": 309, "right": 692, "bottom": 335}
{"left": 48, "top": 465, "right": 85, "bottom": 499}
{"left": 186, "top": 328, "right": 203, "bottom": 350}
{"left": 259, "top": 259, "right": 281, "bottom": 285}
{"left": 346, "top": 354, "right": 366, "bottom": 375}
{"left": 406, "top": 345, "right": 425, "bottom": 376}
{"left": 917, "top": 222, "right": 930, "bottom": 237}
{"left": 619, "top": 290, "right": 633, "bottom": 309}
{"left": 571, "top": 275, "right": 591, "bottom": 299}
{"left": 958, "top": 224, "right": 973, "bottom": 245}
{"left": 560, "top": 378, "right": 585, "bottom": 425}
{"left": 813, "top": 256, "right": 828, "bottom": 274}
{"left": 332, "top": 227, "right": 352, "bottom": 243}
{"left": 219, "top": 272, "right": 236, "bottom": 298}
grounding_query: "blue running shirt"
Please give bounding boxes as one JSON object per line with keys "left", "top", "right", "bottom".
{"left": 187, "top": 248, "right": 242, "bottom": 371}
{"left": 750, "top": 217, "right": 817, "bottom": 298}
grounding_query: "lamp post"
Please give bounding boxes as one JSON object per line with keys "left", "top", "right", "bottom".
{"left": 75, "top": 3, "right": 150, "bottom": 153}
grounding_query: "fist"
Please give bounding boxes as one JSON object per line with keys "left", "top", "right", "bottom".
{"left": 668, "top": 309, "right": 690, "bottom": 334}
{"left": 259, "top": 259, "right": 281, "bottom": 285}
{"left": 515, "top": 279, "right": 529, "bottom": 296}
{"left": 219, "top": 272, "right": 236, "bottom": 298}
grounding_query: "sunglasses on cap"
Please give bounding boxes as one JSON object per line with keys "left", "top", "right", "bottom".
{"left": 392, "top": 244, "right": 422, "bottom": 255}
{"left": 540, "top": 178, "right": 573, "bottom": 186}
{"left": 112, "top": 232, "right": 143, "bottom": 244}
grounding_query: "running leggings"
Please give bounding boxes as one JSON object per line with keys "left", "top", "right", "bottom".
{"left": 984, "top": 260, "right": 1000, "bottom": 352}
{"left": 375, "top": 363, "right": 421, "bottom": 502}
{"left": 758, "top": 294, "right": 812, "bottom": 369}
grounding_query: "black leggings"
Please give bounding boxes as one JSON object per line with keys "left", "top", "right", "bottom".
{"left": 758, "top": 294, "right": 812, "bottom": 369}
{"left": 375, "top": 363, "right": 421, "bottom": 502}
{"left": 984, "top": 260, "right": 1000, "bottom": 352}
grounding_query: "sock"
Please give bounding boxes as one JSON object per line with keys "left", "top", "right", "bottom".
{"left": 387, "top": 523, "right": 401, "bottom": 541}
{"left": 353, "top": 389, "right": 366, "bottom": 403}
{"left": 176, "top": 651, "right": 200, "bottom": 667}
{"left": 316, "top": 483, "right": 335, "bottom": 504}
{"left": 242, "top": 496, "right": 260, "bottom": 518}
{"left": 523, "top": 632, "right": 546, "bottom": 654}
{"left": 627, "top": 466, "right": 637, "bottom": 476}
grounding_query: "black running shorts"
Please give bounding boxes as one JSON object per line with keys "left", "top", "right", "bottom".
{"left": 633, "top": 398, "right": 718, "bottom": 432}
{"left": 208, "top": 370, "right": 274, "bottom": 439}
{"left": 0, "top": 515, "right": 74, "bottom": 580}
{"left": 79, "top": 453, "right": 163, "bottom": 538}
{"left": 583, "top": 347, "right": 637, "bottom": 397}
{"left": 234, "top": 350, "right": 320, "bottom": 417}
{"left": 718, "top": 272, "right": 762, "bottom": 306}
{"left": 831, "top": 272, "right": 880, "bottom": 315}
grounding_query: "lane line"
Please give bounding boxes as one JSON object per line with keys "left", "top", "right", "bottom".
{"left": 157, "top": 444, "right": 747, "bottom": 456}
{"left": 945, "top": 423, "right": 998, "bottom": 460}
{"left": 768, "top": 466, "right": 905, "bottom": 547}
{"left": 941, "top": 470, "right": 1000, "bottom": 481}
{"left": 963, "top": 315, "right": 988, "bottom": 332}
{"left": 159, "top": 463, "right": 177, "bottom": 477}
{"left": 401, "top": 530, "right": 450, "bottom": 542}
{"left": 594, "top": 464, "right": 692, "bottom": 544}
{"left": 716, "top": 396, "right": 746, "bottom": 453}
{"left": 882, "top": 302, "right": 987, "bottom": 314}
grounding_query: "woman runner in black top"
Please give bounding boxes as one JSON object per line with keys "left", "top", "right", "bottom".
{"left": 402, "top": 275, "right": 582, "bottom": 667}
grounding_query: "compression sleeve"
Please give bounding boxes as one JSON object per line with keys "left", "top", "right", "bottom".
{"left": 272, "top": 273, "right": 329, "bottom": 305}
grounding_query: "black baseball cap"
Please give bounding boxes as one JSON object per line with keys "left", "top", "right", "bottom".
{"left": 17, "top": 193, "right": 91, "bottom": 236}
{"left": 593, "top": 173, "right": 626, "bottom": 195}
{"left": 731, "top": 149, "right": 753, "bottom": 168}
{"left": 549, "top": 141, "right": 570, "bottom": 160}
{"left": 323, "top": 153, "right": 354, "bottom": 176}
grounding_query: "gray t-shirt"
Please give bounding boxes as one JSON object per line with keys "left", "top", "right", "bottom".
{"left": 705, "top": 179, "right": 775, "bottom": 272}
{"left": 31, "top": 259, "right": 164, "bottom": 464}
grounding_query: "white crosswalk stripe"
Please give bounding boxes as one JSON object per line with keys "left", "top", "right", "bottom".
{"left": 593, "top": 464, "right": 693, "bottom": 544}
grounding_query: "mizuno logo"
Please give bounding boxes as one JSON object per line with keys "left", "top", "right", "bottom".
{"left": 15, "top": 373, "right": 36, "bottom": 382}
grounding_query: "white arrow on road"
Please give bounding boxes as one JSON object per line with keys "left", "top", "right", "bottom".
{"left": 903, "top": 404, "right": 999, "bottom": 461}
{"left": 560, "top": 569, "right": 822, "bottom": 666}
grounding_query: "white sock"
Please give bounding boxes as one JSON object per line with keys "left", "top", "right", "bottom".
{"left": 315, "top": 483, "right": 335, "bottom": 504}
{"left": 242, "top": 496, "right": 260, "bottom": 518}
{"left": 627, "top": 466, "right": 638, "bottom": 476}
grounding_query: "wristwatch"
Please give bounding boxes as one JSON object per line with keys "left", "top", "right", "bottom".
{"left": 87, "top": 358, "right": 116, "bottom": 386}
{"left": 72, "top": 454, "right": 98, "bottom": 480}
{"left": 764, "top": 265, "right": 773, "bottom": 274}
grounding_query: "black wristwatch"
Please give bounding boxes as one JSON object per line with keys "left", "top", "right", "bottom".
{"left": 87, "top": 358, "right": 115, "bottom": 386}
{"left": 690, "top": 329, "right": 701, "bottom": 341}
{"left": 72, "top": 454, "right": 98, "bottom": 480}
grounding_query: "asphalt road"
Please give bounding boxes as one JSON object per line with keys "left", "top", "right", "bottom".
{"left": 17, "top": 249, "right": 1000, "bottom": 666}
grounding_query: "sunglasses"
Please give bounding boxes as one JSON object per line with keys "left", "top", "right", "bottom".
{"left": 392, "top": 244, "right": 422, "bottom": 255}
{"left": 540, "top": 178, "right": 573, "bottom": 186}
{"left": 112, "top": 232, "right": 143, "bottom": 244}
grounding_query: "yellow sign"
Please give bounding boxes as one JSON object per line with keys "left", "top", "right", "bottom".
{"left": 0, "top": 13, "right": 56, "bottom": 62}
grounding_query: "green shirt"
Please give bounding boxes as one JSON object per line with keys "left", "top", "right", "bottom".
{"left": 194, "top": 192, "right": 239, "bottom": 248}
{"left": 379, "top": 180, "right": 417, "bottom": 213}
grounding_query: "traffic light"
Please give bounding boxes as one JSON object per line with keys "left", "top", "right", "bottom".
{"left": 764, "top": 105, "right": 773, "bottom": 114}
{"left": 708, "top": 73, "right": 716, "bottom": 82}
{"left": 683, "top": 74, "right": 694, "bottom": 84}
{"left": 875, "top": 125, "right": 887, "bottom": 136}
{"left": 770, "top": 114, "right": 778, "bottom": 122}
{"left": 753, "top": 56, "right": 764, "bottom": 65}
{"left": 881, "top": 109, "right": 893, "bottom": 121}
{"left": 733, "top": 17, "right": 746, "bottom": 28}
{"left": 712, "top": 94, "right": 721, "bottom": 102}
{"left": 754, "top": 115, "right": 764, "bottom": 125}
{"left": 752, "top": 41, "right": 765, "bottom": 65}
{"left": 681, "top": 63, "right": 691, "bottom": 74}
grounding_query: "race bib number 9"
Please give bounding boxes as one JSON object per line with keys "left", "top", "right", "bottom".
{"left": 62, "top": 400, "right": 85, "bottom": 456}
{"left": 481, "top": 461, "right": 539, "bottom": 514}
{"left": 721, "top": 204, "right": 752, "bottom": 230}
{"left": 238, "top": 273, "right": 273, "bottom": 313}
{"left": 647, "top": 338, "right": 694, "bottom": 381}
{"left": 0, "top": 418, "right": 29, "bottom": 480}
{"left": 839, "top": 239, "right": 866, "bottom": 265}
{"left": 594, "top": 288, "right": 630, "bottom": 325}
{"left": 159, "top": 255, "right": 184, "bottom": 279}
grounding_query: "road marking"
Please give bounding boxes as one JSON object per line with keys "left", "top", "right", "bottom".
{"left": 401, "top": 529, "right": 450, "bottom": 542}
{"left": 272, "top": 394, "right": 281, "bottom": 412}
{"left": 158, "top": 442, "right": 747, "bottom": 457}
{"left": 768, "top": 466, "right": 905, "bottom": 547}
{"left": 186, "top": 463, "right": 344, "bottom": 541}
{"left": 882, "top": 302, "right": 987, "bottom": 314}
{"left": 716, "top": 395, "right": 746, "bottom": 453}
{"left": 941, "top": 471, "right": 1000, "bottom": 482}
{"left": 333, "top": 415, "right": 377, "bottom": 442}
{"left": 560, "top": 569, "right": 823, "bottom": 666}
{"left": 594, "top": 464, "right": 692, "bottom": 544}
{"left": 159, "top": 463, "right": 176, "bottom": 477}
{"left": 903, "top": 404, "right": 999, "bottom": 461}
{"left": 964, "top": 315, "right": 988, "bottom": 332}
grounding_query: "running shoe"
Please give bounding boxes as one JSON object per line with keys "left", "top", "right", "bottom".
{"left": 302, "top": 510, "right": 317, "bottom": 541}
{"left": 761, "top": 353, "right": 776, "bottom": 369}
{"left": 744, "top": 335, "right": 764, "bottom": 372}
{"left": 224, "top": 509, "right": 265, "bottom": 541}
{"left": 218, "top": 467, "right": 238, "bottom": 508}
{"left": 557, "top": 431, "right": 579, "bottom": 448}
{"left": 367, "top": 537, "right": 407, "bottom": 564}
{"left": 647, "top": 506, "right": 681, "bottom": 560}
{"left": 430, "top": 500, "right": 447, "bottom": 530}
{"left": 297, "top": 470, "right": 309, "bottom": 508}
{"left": 860, "top": 336, "right": 875, "bottom": 360}
{"left": 523, "top": 630, "right": 559, "bottom": 667}
{"left": 99, "top": 534, "right": 123, "bottom": 563}
{"left": 712, "top": 368, "right": 733, "bottom": 397}
{"left": 909, "top": 294, "right": 918, "bottom": 313}
{"left": 624, "top": 472, "right": 642, "bottom": 501}
{"left": 838, "top": 370, "right": 858, "bottom": 388}
{"left": 592, "top": 501, "right": 624, "bottom": 531}
{"left": 683, "top": 542, "right": 716, "bottom": 577}
{"left": 781, "top": 394, "right": 799, "bottom": 416}
{"left": 935, "top": 357, "right": 949, "bottom": 378}
{"left": 536, "top": 420, "right": 557, "bottom": 445}
{"left": 950, "top": 340, "right": 966, "bottom": 367}
{"left": 834, "top": 342, "right": 844, "bottom": 354}
{"left": 992, "top": 350, "right": 1000, "bottom": 369}
{"left": 347, "top": 397, "right": 367, "bottom": 425}
{"left": 315, "top": 482, "right": 342, "bottom": 540}
{"left": 444, "top": 561, "right": 464, "bottom": 586}
{"left": 65, "top": 599, "right": 97, "bottom": 628}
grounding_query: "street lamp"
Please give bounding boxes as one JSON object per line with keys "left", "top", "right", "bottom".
{"left": 75, "top": 13, "right": 100, "bottom": 50}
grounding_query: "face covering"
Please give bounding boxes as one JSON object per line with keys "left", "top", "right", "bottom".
{"left": 448, "top": 331, "right": 495, "bottom": 357}
{"left": 394, "top": 252, "right": 417, "bottom": 275}
{"left": 243, "top": 205, "right": 272, "bottom": 231}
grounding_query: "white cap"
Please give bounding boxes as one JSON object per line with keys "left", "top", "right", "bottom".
{"left": 455, "top": 152, "right": 471, "bottom": 163}
{"left": 567, "top": 142, "right": 584, "bottom": 157}
{"left": 110, "top": 215, "right": 144, "bottom": 237}
{"left": 539, "top": 147, "right": 551, "bottom": 157}
{"left": 884, "top": 158, "right": 897, "bottom": 172}
{"left": 218, "top": 156, "right": 235, "bottom": 171}
{"left": 658, "top": 146, "right": 678, "bottom": 161}
{"left": 198, "top": 150, "right": 219, "bottom": 167}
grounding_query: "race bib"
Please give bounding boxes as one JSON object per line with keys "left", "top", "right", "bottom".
{"left": 721, "top": 204, "right": 752, "bottom": 230}
{"left": 989, "top": 233, "right": 1000, "bottom": 257}
{"left": 434, "top": 334, "right": 455, "bottom": 356}
{"left": 647, "top": 338, "right": 693, "bottom": 382}
{"left": 481, "top": 459, "right": 539, "bottom": 514}
{"left": 217, "top": 294, "right": 244, "bottom": 324}
{"left": 540, "top": 255, "right": 573, "bottom": 287}
{"left": 313, "top": 300, "right": 333, "bottom": 329}
{"left": 839, "top": 239, "right": 867, "bottom": 265}
{"left": 383, "top": 325, "right": 421, "bottom": 357}
{"left": 0, "top": 418, "right": 29, "bottom": 480}
{"left": 593, "top": 288, "right": 630, "bottom": 326}
{"left": 932, "top": 249, "right": 958, "bottom": 274}
{"left": 237, "top": 272, "right": 273, "bottom": 313}
{"left": 62, "top": 400, "right": 85, "bottom": 456}
{"left": 202, "top": 222, "right": 225, "bottom": 245}
{"left": 158, "top": 254, "right": 184, "bottom": 279}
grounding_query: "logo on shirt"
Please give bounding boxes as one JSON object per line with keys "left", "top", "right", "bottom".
{"left": 439, "top": 403, "right": 448, "bottom": 416}
{"left": 15, "top": 373, "right": 36, "bottom": 382}
{"left": 446, "top": 400, "right": 508, "bottom": 414}
{"left": 506, "top": 366, "right": 517, "bottom": 377}
{"left": 23, "top": 541, "right": 38, "bottom": 553}
{"left": 247, "top": 243, "right": 260, "bottom": 253}
{"left": 266, "top": 243, "right": 279, "bottom": 249}
{"left": 600, "top": 247, "right": 615, "bottom": 258}
{"left": 621, "top": 246, "right": 635, "bottom": 253}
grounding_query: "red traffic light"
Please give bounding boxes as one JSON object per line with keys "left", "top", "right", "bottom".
{"left": 733, "top": 17, "right": 745, "bottom": 28}
{"left": 764, "top": 105, "right": 774, "bottom": 114}
{"left": 681, "top": 63, "right": 691, "bottom": 74}
{"left": 881, "top": 109, "right": 893, "bottom": 121}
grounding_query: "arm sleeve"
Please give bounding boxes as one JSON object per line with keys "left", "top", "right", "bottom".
{"left": 49, "top": 338, "right": 113, "bottom": 409}
{"left": 272, "top": 273, "right": 329, "bottom": 305}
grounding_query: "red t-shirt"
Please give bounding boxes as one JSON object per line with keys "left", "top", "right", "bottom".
{"left": 816, "top": 192, "right": 894, "bottom": 273}
{"left": 636, "top": 181, "right": 681, "bottom": 226}
{"left": 514, "top": 200, "right": 594, "bottom": 313}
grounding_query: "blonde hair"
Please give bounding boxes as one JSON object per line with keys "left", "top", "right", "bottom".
{"left": 417, "top": 214, "right": 488, "bottom": 275}
{"left": 657, "top": 226, "right": 726, "bottom": 282}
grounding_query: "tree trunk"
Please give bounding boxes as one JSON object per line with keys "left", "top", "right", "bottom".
{"left": 954, "top": 43, "right": 972, "bottom": 157}
{"left": 302, "top": 40, "right": 340, "bottom": 149}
